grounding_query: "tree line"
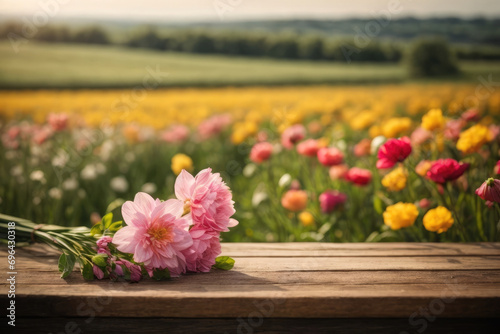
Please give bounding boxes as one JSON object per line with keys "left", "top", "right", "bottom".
{"left": 1, "top": 22, "right": 499, "bottom": 62}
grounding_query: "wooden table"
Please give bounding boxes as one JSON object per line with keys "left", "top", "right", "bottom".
{"left": 3, "top": 243, "right": 500, "bottom": 333}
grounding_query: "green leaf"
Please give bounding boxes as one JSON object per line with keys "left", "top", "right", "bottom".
{"left": 61, "top": 253, "right": 76, "bottom": 278}
{"left": 373, "top": 195, "right": 383, "bottom": 215}
{"left": 90, "top": 223, "right": 102, "bottom": 236}
{"left": 108, "top": 221, "right": 123, "bottom": 232}
{"left": 152, "top": 268, "right": 171, "bottom": 280}
{"left": 82, "top": 262, "right": 95, "bottom": 281}
{"left": 92, "top": 254, "right": 108, "bottom": 267}
{"left": 213, "top": 256, "right": 235, "bottom": 270}
{"left": 102, "top": 213, "right": 113, "bottom": 229}
{"left": 58, "top": 253, "right": 67, "bottom": 273}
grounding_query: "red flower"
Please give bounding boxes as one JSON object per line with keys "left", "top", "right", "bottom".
{"left": 475, "top": 178, "right": 500, "bottom": 203}
{"left": 376, "top": 137, "right": 412, "bottom": 169}
{"left": 426, "top": 159, "right": 470, "bottom": 184}
{"left": 281, "top": 125, "right": 306, "bottom": 149}
{"left": 317, "top": 147, "right": 343, "bottom": 166}
{"left": 250, "top": 142, "right": 273, "bottom": 163}
{"left": 297, "top": 139, "right": 320, "bottom": 157}
{"left": 345, "top": 167, "right": 372, "bottom": 186}
{"left": 319, "top": 190, "right": 347, "bottom": 213}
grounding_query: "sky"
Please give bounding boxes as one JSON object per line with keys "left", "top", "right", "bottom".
{"left": 1, "top": 0, "right": 499, "bottom": 22}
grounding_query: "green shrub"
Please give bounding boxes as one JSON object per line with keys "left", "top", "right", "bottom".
{"left": 407, "top": 38, "right": 459, "bottom": 77}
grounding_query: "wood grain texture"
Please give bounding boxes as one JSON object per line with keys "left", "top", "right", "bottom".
{"left": 1, "top": 243, "right": 499, "bottom": 323}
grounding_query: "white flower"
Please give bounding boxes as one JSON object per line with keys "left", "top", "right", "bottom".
{"left": 52, "top": 150, "right": 69, "bottom": 168}
{"left": 33, "top": 197, "right": 41, "bottom": 205}
{"left": 62, "top": 178, "right": 79, "bottom": 191}
{"left": 81, "top": 165, "right": 98, "bottom": 180}
{"left": 110, "top": 176, "right": 129, "bottom": 193}
{"left": 30, "top": 170, "right": 45, "bottom": 181}
{"left": 140, "top": 182, "right": 157, "bottom": 194}
{"left": 278, "top": 173, "right": 292, "bottom": 188}
{"left": 49, "top": 188, "right": 62, "bottom": 199}
{"left": 98, "top": 140, "right": 115, "bottom": 161}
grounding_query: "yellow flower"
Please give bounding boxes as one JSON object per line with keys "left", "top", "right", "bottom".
{"left": 421, "top": 109, "right": 445, "bottom": 131}
{"left": 423, "top": 206, "right": 454, "bottom": 233}
{"left": 350, "top": 111, "right": 375, "bottom": 130}
{"left": 381, "top": 167, "right": 407, "bottom": 192}
{"left": 171, "top": 153, "right": 193, "bottom": 175}
{"left": 383, "top": 202, "right": 418, "bottom": 230}
{"left": 382, "top": 117, "right": 412, "bottom": 138}
{"left": 298, "top": 211, "right": 315, "bottom": 227}
{"left": 456, "top": 124, "right": 492, "bottom": 154}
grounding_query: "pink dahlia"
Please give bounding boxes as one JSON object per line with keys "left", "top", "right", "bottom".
{"left": 182, "top": 228, "right": 222, "bottom": 272}
{"left": 175, "top": 168, "right": 238, "bottom": 233}
{"left": 113, "top": 192, "right": 193, "bottom": 277}
{"left": 376, "top": 137, "right": 412, "bottom": 169}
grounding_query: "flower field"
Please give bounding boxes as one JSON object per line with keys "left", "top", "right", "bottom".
{"left": 1, "top": 84, "right": 499, "bottom": 242}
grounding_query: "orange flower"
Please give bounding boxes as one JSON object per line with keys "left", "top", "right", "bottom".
{"left": 281, "top": 190, "right": 308, "bottom": 212}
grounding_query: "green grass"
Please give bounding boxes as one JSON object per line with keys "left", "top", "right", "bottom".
{"left": 1, "top": 41, "right": 499, "bottom": 88}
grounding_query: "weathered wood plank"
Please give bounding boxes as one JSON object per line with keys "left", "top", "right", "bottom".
{"left": 12, "top": 242, "right": 500, "bottom": 257}
{"left": 15, "top": 317, "right": 500, "bottom": 334}
{"left": 222, "top": 242, "right": 500, "bottom": 257}
{"left": 2, "top": 243, "right": 499, "bottom": 320}
{"left": 15, "top": 293, "right": 500, "bottom": 318}
{"left": 10, "top": 270, "right": 500, "bottom": 285}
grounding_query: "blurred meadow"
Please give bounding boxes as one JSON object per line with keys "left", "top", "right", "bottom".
{"left": 1, "top": 1, "right": 500, "bottom": 242}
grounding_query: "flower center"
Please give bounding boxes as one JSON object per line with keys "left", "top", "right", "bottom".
{"left": 147, "top": 225, "right": 173, "bottom": 246}
{"left": 182, "top": 199, "right": 191, "bottom": 216}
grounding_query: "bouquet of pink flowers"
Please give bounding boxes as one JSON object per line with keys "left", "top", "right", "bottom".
{"left": 0, "top": 168, "right": 238, "bottom": 282}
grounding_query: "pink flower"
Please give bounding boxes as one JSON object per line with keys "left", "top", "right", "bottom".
{"left": 475, "top": 178, "right": 500, "bottom": 203}
{"left": 376, "top": 137, "right": 412, "bottom": 169}
{"left": 182, "top": 228, "right": 221, "bottom": 272}
{"left": 96, "top": 236, "right": 113, "bottom": 255}
{"left": 32, "top": 126, "right": 53, "bottom": 145}
{"left": 175, "top": 168, "right": 238, "bottom": 233}
{"left": 250, "top": 142, "right": 273, "bottom": 163}
{"left": 329, "top": 164, "right": 349, "bottom": 180}
{"left": 345, "top": 167, "right": 372, "bottom": 186}
{"left": 418, "top": 198, "right": 432, "bottom": 209}
{"left": 160, "top": 125, "right": 190, "bottom": 143}
{"left": 198, "top": 114, "right": 232, "bottom": 140}
{"left": 426, "top": 159, "right": 470, "bottom": 184}
{"left": 1, "top": 126, "right": 20, "bottom": 149}
{"left": 281, "top": 124, "right": 306, "bottom": 149}
{"left": 411, "top": 127, "right": 432, "bottom": 146}
{"left": 297, "top": 139, "right": 321, "bottom": 157}
{"left": 317, "top": 147, "right": 344, "bottom": 166}
{"left": 319, "top": 190, "right": 347, "bottom": 213}
{"left": 115, "top": 259, "right": 143, "bottom": 282}
{"left": 494, "top": 160, "right": 500, "bottom": 175}
{"left": 48, "top": 113, "right": 69, "bottom": 131}
{"left": 113, "top": 192, "right": 193, "bottom": 277}
{"left": 444, "top": 119, "right": 466, "bottom": 141}
{"left": 461, "top": 109, "right": 480, "bottom": 122}
{"left": 93, "top": 265, "right": 104, "bottom": 280}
